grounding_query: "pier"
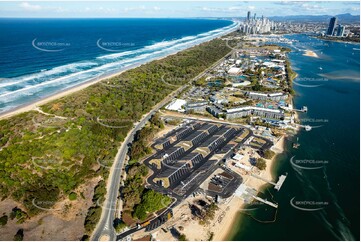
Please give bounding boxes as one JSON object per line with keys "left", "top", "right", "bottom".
{"left": 293, "top": 106, "right": 308, "bottom": 112}
{"left": 235, "top": 184, "right": 278, "bottom": 208}
{"left": 252, "top": 195, "right": 278, "bottom": 208}
{"left": 251, "top": 173, "right": 287, "bottom": 191}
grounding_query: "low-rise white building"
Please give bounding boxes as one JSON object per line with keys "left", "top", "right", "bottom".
{"left": 165, "top": 99, "right": 187, "bottom": 112}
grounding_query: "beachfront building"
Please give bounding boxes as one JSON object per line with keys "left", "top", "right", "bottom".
{"left": 225, "top": 107, "right": 253, "bottom": 119}
{"left": 252, "top": 107, "right": 284, "bottom": 119}
{"left": 208, "top": 105, "right": 284, "bottom": 120}
{"left": 246, "top": 91, "right": 288, "bottom": 101}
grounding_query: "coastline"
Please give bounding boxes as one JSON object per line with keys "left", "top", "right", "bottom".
{"left": 0, "top": 21, "right": 238, "bottom": 120}
{"left": 216, "top": 136, "right": 286, "bottom": 241}
{"left": 0, "top": 61, "right": 144, "bottom": 120}
{"left": 217, "top": 85, "right": 299, "bottom": 241}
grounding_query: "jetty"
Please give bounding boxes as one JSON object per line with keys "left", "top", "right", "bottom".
{"left": 293, "top": 106, "right": 308, "bottom": 112}
{"left": 251, "top": 173, "right": 287, "bottom": 191}
{"left": 252, "top": 195, "right": 278, "bottom": 208}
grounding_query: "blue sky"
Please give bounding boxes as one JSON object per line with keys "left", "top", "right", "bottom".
{"left": 0, "top": 1, "right": 359, "bottom": 18}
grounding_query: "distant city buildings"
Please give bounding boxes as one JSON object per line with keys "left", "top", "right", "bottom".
{"left": 326, "top": 17, "right": 337, "bottom": 35}
{"left": 239, "top": 11, "right": 276, "bottom": 34}
{"left": 326, "top": 16, "right": 346, "bottom": 37}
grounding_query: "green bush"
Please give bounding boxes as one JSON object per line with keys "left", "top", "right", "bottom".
{"left": 255, "top": 158, "right": 267, "bottom": 170}
{"left": 0, "top": 215, "right": 8, "bottom": 226}
{"left": 133, "top": 190, "right": 172, "bottom": 220}
{"left": 263, "top": 150, "right": 275, "bottom": 159}
{"left": 69, "top": 192, "right": 77, "bottom": 201}
{"left": 13, "top": 229, "right": 24, "bottom": 241}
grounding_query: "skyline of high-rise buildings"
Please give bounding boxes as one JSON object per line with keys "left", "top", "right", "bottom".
{"left": 239, "top": 10, "right": 277, "bottom": 34}
{"left": 327, "top": 16, "right": 347, "bottom": 37}
{"left": 327, "top": 17, "right": 338, "bottom": 36}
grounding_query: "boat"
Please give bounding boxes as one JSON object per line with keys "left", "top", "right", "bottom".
{"left": 292, "top": 137, "right": 300, "bottom": 149}
{"left": 319, "top": 67, "right": 323, "bottom": 70}
{"left": 304, "top": 125, "right": 312, "bottom": 131}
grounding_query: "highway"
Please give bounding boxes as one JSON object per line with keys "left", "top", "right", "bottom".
{"left": 91, "top": 85, "right": 187, "bottom": 241}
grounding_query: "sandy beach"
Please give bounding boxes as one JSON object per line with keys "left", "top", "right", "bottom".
{"left": 303, "top": 50, "right": 318, "bottom": 58}
{"left": 0, "top": 31, "right": 235, "bottom": 121}
{"left": 0, "top": 58, "right": 159, "bottom": 120}
{"left": 215, "top": 136, "right": 286, "bottom": 241}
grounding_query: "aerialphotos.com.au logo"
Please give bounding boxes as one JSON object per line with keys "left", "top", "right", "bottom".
{"left": 224, "top": 37, "right": 242, "bottom": 51}
{"left": 293, "top": 77, "right": 329, "bottom": 88}
{"left": 290, "top": 156, "right": 329, "bottom": 170}
{"left": 32, "top": 38, "right": 71, "bottom": 52}
{"left": 239, "top": 200, "right": 266, "bottom": 211}
{"left": 95, "top": 198, "right": 117, "bottom": 211}
{"left": 32, "top": 116, "right": 66, "bottom": 129}
{"left": 97, "top": 38, "right": 135, "bottom": 52}
{"left": 32, "top": 198, "right": 65, "bottom": 211}
{"left": 290, "top": 197, "right": 329, "bottom": 212}
{"left": 299, "top": 118, "right": 328, "bottom": 129}
{"left": 31, "top": 156, "right": 70, "bottom": 170}
{"left": 96, "top": 157, "right": 122, "bottom": 170}
{"left": 160, "top": 74, "right": 185, "bottom": 87}
{"left": 99, "top": 77, "right": 133, "bottom": 88}
{"left": 96, "top": 117, "right": 133, "bottom": 129}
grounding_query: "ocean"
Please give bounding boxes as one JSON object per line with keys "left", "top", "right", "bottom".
{"left": 0, "top": 18, "right": 236, "bottom": 113}
{"left": 230, "top": 34, "right": 360, "bottom": 240}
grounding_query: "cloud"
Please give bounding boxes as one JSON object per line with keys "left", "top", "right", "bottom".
{"left": 19, "top": 2, "right": 42, "bottom": 11}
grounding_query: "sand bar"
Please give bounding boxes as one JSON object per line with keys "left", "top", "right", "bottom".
{"left": 303, "top": 50, "right": 318, "bottom": 58}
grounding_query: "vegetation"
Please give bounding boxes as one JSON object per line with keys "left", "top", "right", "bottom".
{"left": 123, "top": 142, "right": 171, "bottom": 222}
{"left": 13, "top": 229, "right": 24, "bottom": 241}
{"left": 179, "top": 234, "right": 188, "bottom": 241}
{"left": 133, "top": 190, "right": 172, "bottom": 220}
{"left": 255, "top": 158, "right": 267, "bottom": 170}
{"left": 123, "top": 118, "right": 171, "bottom": 221}
{"left": 83, "top": 180, "right": 106, "bottom": 233}
{"left": 114, "top": 219, "right": 127, "bottom": 233}
{"left": 285, "top": 59, "right": 297, "bottom": 94}
{"left": 69, "top": 192, "right": 77, "bottom": 201}
{"left": 208, "top": 232, "right": 215, "bottom": 241}
{"left": 0, "top": 38, "right": 230, "bottom": 233}
{"left": 318, "top": 35, "right": 360, "bottom": 43}
{"left": 129, "top": 113, "right": 164, "bottom": 163}
{"left": 263, "top": 150, "right": 275, "bottom": 159}
{"left": 198, "top": 203, "right": 219, "bottom": 225}
{"left": 10, "top": 207, "right": 28, "bottom": 224}
{"left": 0, "top": 215, "right": 8, "bottom": 226}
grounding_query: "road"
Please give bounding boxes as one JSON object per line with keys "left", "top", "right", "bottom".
{"left": 91, "top": 49, "right": 234, "bottom": 241}
{"left": 91, "top": 85, "right": 187, "bottom": 241}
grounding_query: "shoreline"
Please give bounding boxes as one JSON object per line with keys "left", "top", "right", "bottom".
{"left": 0, "top": 53, "right": 182, "bottom": 120}
{"left": 217, "top": 91, "right": 299, "bottom": 241}
{"left": 216, "top": 135, "right": 286, "bottom": 241}
{"left": 0, "top": 22, "right": 238, "bottom": 120}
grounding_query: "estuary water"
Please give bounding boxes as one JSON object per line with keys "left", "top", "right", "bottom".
{"left": 230, "top": 34, "right": 360, "bottom": 241}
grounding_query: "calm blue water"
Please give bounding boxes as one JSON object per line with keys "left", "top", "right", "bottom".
{"left": 231, "top": 35, "right": 360, "bottom": 240}
{"left": 0, "top": 18, "right": 236, "bottom": 113}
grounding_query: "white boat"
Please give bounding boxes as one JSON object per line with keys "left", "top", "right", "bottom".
{"left": 304, "top": 125, "right": 312, "bottom": 131}
{"left": 319, "top": 67, "right": 323, "bottom": 70}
